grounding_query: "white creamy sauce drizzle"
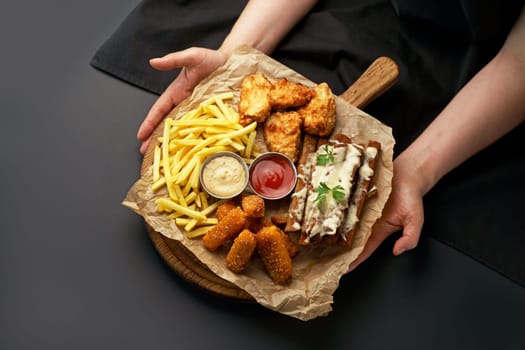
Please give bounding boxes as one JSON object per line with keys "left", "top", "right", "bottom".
{"left": 321, "top": 144, "right": 362, "bottom": 236}
{"left": 340, "top": 145, "right": 377, "bottom": 239}
{"left": 301, "top": 141, "right": 365, "bottom": 242}
{"left": 340, "top": 203, "right": 359, "bottom": 241}
{"left": 302, "top": 145, "right": 332, "bottom": 241}
{"left": 358, "top": 146, "right": 377, "bottom": 180}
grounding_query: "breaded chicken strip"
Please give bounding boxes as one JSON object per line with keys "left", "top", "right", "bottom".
{"left": 270, "top": 78, "right": 314, "bottom": 110}
{"left": 215, "top": 200, "right": 237, "bottom": 221}
{"left": 241, "top": 194, "right": 265, "bottom": 218}
{"left": 238, "top": 73, "right": 273, "bottom": 125}
{"left": 256, "top": 225, "right": 293, "bottom": 284}
{"left": 263, "top": 111, "right": 303, "bottom": 163}
{"left": 202, "top": 206, "right": 247, "bottom": 251}
{"left": 299, "top": 82, "right": 336, "bottom": 137}
{"left": 226, "top": 229, "right": 257, "bottom": 273}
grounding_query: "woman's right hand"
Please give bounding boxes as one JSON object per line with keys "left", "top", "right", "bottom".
{"left": 137, "top": 47, "right": 229, "bottom": 154}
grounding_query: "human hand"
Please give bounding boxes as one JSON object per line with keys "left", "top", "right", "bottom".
{"left": 347, "top": 155, "right": 426, "bottom": 272}
{"left": 137, "top": 47, "right": 229, "bottom": 154}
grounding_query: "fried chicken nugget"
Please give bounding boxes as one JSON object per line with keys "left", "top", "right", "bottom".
{"left": 299, "top": 82, "right": 336, "bottom": 137}
{"left": 270, "top": 78, "right": 314, "bottom": 110}
{"left": 263, "top": 111, "right": 303, "bottom": 163}
{"left": 238, "top": 73, "right": 273, "bottom": 125}
{"left": 202, "top": 207, "right": 247, "bottom": 251}
{"left": 241, "top": 194, "right": 265, "bottom": 218}
{"left": 216, "top": 200, "right": 237, "bottom": 221}
{"left": 226, "top": 229, "right": 257, "bottom": 273}
{"left": 256, "top": 225, "right": 293, "bottom": 284}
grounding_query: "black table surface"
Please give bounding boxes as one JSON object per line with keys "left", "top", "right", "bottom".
{"left": 1, "top": 1, "right": 524, "bottom": 349}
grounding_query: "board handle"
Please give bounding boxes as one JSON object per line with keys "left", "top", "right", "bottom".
{"left": 339, "top": 56, "right": 399, "bottom": 109}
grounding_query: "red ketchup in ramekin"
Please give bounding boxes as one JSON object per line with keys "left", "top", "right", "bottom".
{"left": 249, "top": 152, "right": 297, "bottom": 200}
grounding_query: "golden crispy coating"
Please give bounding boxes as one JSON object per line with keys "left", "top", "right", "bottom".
{"left": 270, "top": 78, "right": 314, "bottom": 110}
{"left": 239, "top": 114, "right": 255, "bottom": 127}
{"left": 226, "top": 229, "right": 257, "bottom": 273}
{"left": 203, "top": 207, "right": 247, "bottom": 251}
{"left": 267, "top": 213, "right": 298, "bottom": 257}
{"left": 241, "top": 194, "right": 265, "bottom": 218}
{"left": 256, "top": 225, "right": 293, "bottom": 284}
{"left": 299, "top": 82, "right": 336, "bottom": 137}
{"left": 263, "top": 111, "right": 303, "bottom": 163}
{"left": 238, "top": 73, "right": 273, "bottom": 125}
{"left": 215, "top": 200, "right": 237, "bottom": 221}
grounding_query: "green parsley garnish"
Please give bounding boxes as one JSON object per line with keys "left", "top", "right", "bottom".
{"left": 313, "top": 182, "right": 346, "bottom": 207}
{"left": 316, "top": 145, "right": 334, "bottom": 165}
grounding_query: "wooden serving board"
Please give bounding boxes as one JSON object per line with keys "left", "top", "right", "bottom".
{"left": 141, "top": 57, "right": 399, "bottom": 302}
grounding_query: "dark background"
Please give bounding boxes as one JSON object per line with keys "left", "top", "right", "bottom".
{"left": 1, "top": 1, "right": 524, "bottom": 349}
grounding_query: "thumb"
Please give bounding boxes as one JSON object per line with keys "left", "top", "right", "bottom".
{"left": 149, "top": 53, "right": 184, "bottom": 71}
{"left": 149, "top": 48, "right": 204, "bottom": 71}
{"left": 392, "top": 213, "right": 424, "bottom": 256}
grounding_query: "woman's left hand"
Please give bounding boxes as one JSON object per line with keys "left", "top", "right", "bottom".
{"left": 347, "top": 155, "right": 426, "bottom": 272}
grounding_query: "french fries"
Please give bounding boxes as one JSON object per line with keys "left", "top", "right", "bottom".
{"left": 152, "top": 92, "right": 259, "bottom": 238}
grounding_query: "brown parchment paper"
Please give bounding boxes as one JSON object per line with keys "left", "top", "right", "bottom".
{"left": 122, "top": 46, "right": 394, "bottom": 321}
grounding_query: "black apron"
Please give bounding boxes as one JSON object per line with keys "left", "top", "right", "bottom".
{"left": 91, "top": 0, "right": 525, "bottom": 286}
